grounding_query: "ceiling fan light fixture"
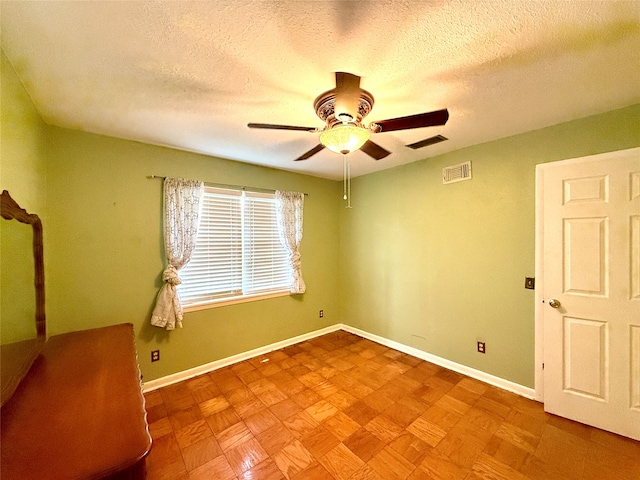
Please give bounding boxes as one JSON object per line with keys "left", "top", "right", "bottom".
{"left": 320, "top": 124, "right": 370, "bottom": 155}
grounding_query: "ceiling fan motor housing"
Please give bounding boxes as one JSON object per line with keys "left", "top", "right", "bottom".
{"left": 313, "top": 89, "right": 375, "bottom": 129}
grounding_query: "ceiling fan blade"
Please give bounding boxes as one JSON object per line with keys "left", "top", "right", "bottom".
{"left": 360, "top": 140, "right": 391, "bottom": 160}
{"left": 294, "top": 144, "right": 325, "bottom": 161}
{"left": 373, "top": 108, "right": 449, "bottom": 132}
{"left": 334, "top": 72, "right": 362, "bottom": 121}
{"left": 406, "top": 135, "right": 448, "bottom": 150}
{"left": 335, "top": 72, "right": 361, "bottom": 91}
{"left": 248, "top": 123, "right": 316, "bottom": 132}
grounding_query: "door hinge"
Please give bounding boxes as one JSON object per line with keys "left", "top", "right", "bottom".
{"left": 542, "top": 363, "right": 545, "bottom": 370}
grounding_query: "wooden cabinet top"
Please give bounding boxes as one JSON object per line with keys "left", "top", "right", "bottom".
{"left": 1, "top": 323, "right": 152, "bottom": 480}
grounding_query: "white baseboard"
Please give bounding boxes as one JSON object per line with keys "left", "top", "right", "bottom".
{"left": 340, "top": 325, "right": 536, "bottom": 400}
{"left": 143, "top": 323, "right": 536, "bottom": 400}
{"left": 143, "top": 324, "right": 342, "bottom": 392}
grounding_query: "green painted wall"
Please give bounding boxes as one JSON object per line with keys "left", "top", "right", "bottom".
{"left": 0, "top": 50, "right": 46, "bottom": 212}
{"left": 339, "top": 104, "right": 640, "bottom": 388}
{"left": 44, "top": 127, "right": 341, "bottom": 381}
{"left": 1, "top": 50, "right": 47, "bottom": 343}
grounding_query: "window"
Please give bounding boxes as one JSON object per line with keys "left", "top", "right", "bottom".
{"left": 178, "top": 187, "right": 292, "bottom": 308}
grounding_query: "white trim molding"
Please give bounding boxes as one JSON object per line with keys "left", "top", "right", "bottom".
{"left": 143, "top": 323, "right": 536, "bottom": 400}
{"left": 143, "top": 324, "right": 341, "bottom": 392}
{"left": 534, "top": 163, "right": 546, "bottom": 402}
{"left": 340, "top": 325, "right": 536, "bottom": 400}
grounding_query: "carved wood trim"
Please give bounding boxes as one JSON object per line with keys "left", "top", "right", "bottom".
{"left": 1, "top": 190, "right": 47, "bottom": 406}
{"left": 1, "top": 190, "right": 45, "bottom": 338}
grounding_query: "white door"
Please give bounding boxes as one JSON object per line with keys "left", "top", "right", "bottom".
{"left": 538, "top": 147, "right": 640, "bottom": 440}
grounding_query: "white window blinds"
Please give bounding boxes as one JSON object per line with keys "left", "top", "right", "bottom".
{"left": 243, "top": 193, "right": 292, "bottom": 294}
{"left": 178, "top": 187, "right": 291, "bottom": 307}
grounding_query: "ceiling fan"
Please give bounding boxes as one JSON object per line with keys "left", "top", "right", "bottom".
{"left": 248, "top": 72, "right": 449, "bottom": 161}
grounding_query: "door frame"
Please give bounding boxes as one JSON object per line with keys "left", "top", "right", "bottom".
{"left": 534, "top": 161, "right": 546, "bottom": 403}
{"left": 534, "top": 147, "right": 640, "bottom": 404}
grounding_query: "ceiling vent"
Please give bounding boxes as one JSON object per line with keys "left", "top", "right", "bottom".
{"left": 442, "top": 161, "right": 472, "bottom": 184}
{"left": 407, "top": 134, "right": 447, "bottom": 150}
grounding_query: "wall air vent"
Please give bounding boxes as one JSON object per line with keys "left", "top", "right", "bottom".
{"left": 442, "top": 161, "right": 472, "bottom": 184}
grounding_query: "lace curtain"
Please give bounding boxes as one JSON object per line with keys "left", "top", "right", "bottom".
{"left": 275, "top": 190, "right": 306, "bottom": 294}
{"left": 151, "top": 177, "right": 204, "bottom": 330}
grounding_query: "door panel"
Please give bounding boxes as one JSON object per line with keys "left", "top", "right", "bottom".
{"left": 632, "top": 215, "right": 640, "bottom": 300}
{"left": 563, "top": 217, "right": 608, "bottom": 296}
{"left": 632, "top": 326, "right": 640, "bottom": 411}
{"left": 562, "top": 175, "right": 608, "bottom": 204}
{"left": 562, "top": 316, "right": 608, "bottom": 400}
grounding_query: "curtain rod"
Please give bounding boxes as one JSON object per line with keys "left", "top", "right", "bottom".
{"left": 147, "top": 175, "right": 308, "bottom": 196}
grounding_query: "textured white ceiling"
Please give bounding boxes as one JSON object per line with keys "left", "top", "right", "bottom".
{"left": 2, "top": 1, "right": 639, "bottom": 180}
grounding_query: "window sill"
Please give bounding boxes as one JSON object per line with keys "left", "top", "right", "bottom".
{"left": 182, "top": 290, "right": 291, "bottom": 312}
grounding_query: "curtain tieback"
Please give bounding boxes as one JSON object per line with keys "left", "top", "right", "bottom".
{"left": 289, "top": 251, "right": 301, "bottom": 267}
{"left": 162, "top": 264, "right": 182, "bottom": 286}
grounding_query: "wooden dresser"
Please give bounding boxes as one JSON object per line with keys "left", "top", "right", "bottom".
{"left": 1, "top": 324, "right": 152, "bottom": 479}
{"left": 1, "top": 191, "right": 150, "bottom": 478}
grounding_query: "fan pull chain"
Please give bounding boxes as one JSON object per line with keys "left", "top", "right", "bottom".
{"left": 347, "top": 157, "right": 352, "bottom": 208}
{"left": 343, "top": 154, "right": 347, "bottom": 201}
{"left": 342, "top": 154, "right": 352, "bottom": 208}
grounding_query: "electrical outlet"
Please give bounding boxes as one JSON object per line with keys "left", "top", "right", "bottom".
{"left": 151, "top": 350, "right": 160, "bottom": 362}
{"left": 319, "top": 309, "right": 324, "bottom": 318}
{"left": 477, "top": 342, "right": 486, "bottom": 354}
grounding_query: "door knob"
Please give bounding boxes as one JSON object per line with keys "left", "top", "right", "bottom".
{"left": 548, "top": 298, "right": 561, "bottom": 309}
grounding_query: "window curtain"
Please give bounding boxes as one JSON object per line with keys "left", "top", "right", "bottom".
{"left": 275, "top": 190, "right": 306, "bottom": 294}
{"left": 151, "top": 177, "right": 204, "bottom": 330}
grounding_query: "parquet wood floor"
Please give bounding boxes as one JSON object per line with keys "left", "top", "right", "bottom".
{"left": 143, "top": 331, "right": 640, "bottom": 480}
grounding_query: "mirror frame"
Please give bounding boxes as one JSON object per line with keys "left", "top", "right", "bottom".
{"left": 1, "top": 190, "right": 46, "bottom": 406}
